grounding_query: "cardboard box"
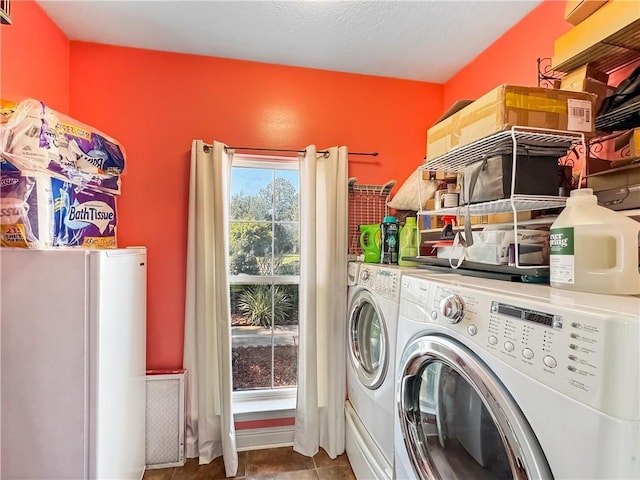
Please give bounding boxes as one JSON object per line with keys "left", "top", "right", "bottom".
{"left": 560, "top": 64, "right": 609, "bottom": 87}
{"left": 587, "top": 163, "right": 640, "bottom": 191}
{"left": 552, "top": 0, "right": 640, "bottom": 71}
{"left": 457, "top": 212, "right": 533, "bottom": 225}
{"left": 560, "top": 77, "right": 608, "bottom": 112}
{"left": 419, "top": 199, "right": 440, "bottom": 229}
{"left": 587, "top": 156, "right": 613, "bottom": 176}
{"left": 487, "top": 211, "right": 533, "bottom": 224}
{"left": 426, "top": 85, "right": 596, "bottom": 161}
{"left": 564, "top": 0, "right": 608, "bottom": 26}
{"left": 421, "top": 170, "right": 457, "bottom": 181}
{"left": 457, "top": 215, "right": 488, "bottom": 227}
{"left": 610, "top": 128, "right": 640, "bottom": 164}
{"left": 631, "top": 128, "right": 640, "bottom": 158}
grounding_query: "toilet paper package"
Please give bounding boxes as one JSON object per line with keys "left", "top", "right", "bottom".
{"left": 47, "top": 158, "right": 122, "bottom": 195}
{"left": 0, "top": 170, "right": 118, "bottom": 248}
{"left": 0, "top": 99, "right": 60, "bottom": 172}
{"left": 51, "top": 177, "right": 118, "bottom": 248}
{"left": 0, "top": 170, "right": 54, "bottom": 248}
{"left": 0, "top": 98, "right": 124, "bottom": 195}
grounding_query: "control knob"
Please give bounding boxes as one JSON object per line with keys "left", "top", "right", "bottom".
{"left": 439, "top": 294, "right": 465, "bottom": 324}
{"left": 361, "top": 270, "right": 370, "bottom": 282}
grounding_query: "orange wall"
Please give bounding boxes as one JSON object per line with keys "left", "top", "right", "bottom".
{"left": 0, "top": 0, "right": 69, "bottom": 112}
{"left": 68, "top": 42, "right": 444, "bottom": 369}
{"left": 443, "top": 0, "right": 571, "bottom": 108}
{"left": 3, "top": 0, "right": 584, "bottom": 372}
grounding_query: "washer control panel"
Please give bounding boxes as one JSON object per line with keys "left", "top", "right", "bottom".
{"left": 399, "top": 275, "right": 640, "bottom": 419}
{"left": 358, "top": 264, "right": 402, "bottom": 302}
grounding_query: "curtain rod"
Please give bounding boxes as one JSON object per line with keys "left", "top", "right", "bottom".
{"left": 222, "top": 145, "right": 378, "bottom": 156}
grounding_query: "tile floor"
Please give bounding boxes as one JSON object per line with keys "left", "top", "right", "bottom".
{"left": 142, "top": 446, "right": 356, "bottom": 480}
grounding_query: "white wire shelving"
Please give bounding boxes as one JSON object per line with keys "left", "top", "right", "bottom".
{"left": 419, "top": 195, "right": 568, "bottom": 217}
{"left": 417, "top": 126, "right": 587, "bottom": 271}
{"left": 422, "top": 128, "right": 583, "bottom": 172}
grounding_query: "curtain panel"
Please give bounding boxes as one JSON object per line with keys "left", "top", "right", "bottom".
{"left": 294, "top": 145, "right": 349, "bottom": 459}
{"left": 184, "top": 140, "right": 238, "bottom": 476}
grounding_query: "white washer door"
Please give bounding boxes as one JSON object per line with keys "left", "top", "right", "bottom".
{"left": 397, "top": 335, "right": 552, "bottom": 480}
{"left": 348, "top": 290, "right": 389, "bottom": 390}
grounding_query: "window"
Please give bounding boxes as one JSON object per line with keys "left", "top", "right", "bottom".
{"left": 228, "top": 156, "right": 300, "bottom": 405}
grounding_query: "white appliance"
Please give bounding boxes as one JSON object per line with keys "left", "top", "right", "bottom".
{"left": 1, "top": 248, "right": 147, "bottom": 480}
{"left": 346, "top": 262, "right": 406, "bottom": 480}
{"left": 394, "top": 273, "right": 640, "bottom": 480}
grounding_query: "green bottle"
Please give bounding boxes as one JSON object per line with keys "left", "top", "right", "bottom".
{"left": 398, "top": 217, "right": 419, "bottom": 267}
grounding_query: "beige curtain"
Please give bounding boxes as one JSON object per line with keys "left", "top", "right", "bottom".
{"left": 294, "top": 145, "right": 349, "bottom": 459}
{"left": 184, "top": 140, "right": 237, "bottom": 476}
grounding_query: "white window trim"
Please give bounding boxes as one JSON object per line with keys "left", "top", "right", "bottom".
{"left": 229, "top": 275, "right": 299, "bottom": 285}
{"left": 232, "top": 153, "right": 299, "bottom": 170}
{"left": 233, "top": 388, "right": 297, "bottom": 422}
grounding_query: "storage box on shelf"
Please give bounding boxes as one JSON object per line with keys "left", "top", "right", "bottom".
{"left": 552, "top": 0, "right": 640, "bottom": 74}
{"left": 560, "top": 64, "right": 610, "bottom": 112}
{"left": 564, "top": 0, "right": 609, "bottom": 27}
{"left": 418, "top": 126, "right": 586, "bottom": 270}
{"left": 425, "top": 85, "right": 596, "bottom": 161}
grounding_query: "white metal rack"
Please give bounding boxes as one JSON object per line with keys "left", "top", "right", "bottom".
{"left": 422, "top": 195, "right": 568, "bottom": 217}
{"left": 418, "top": 126, "right": 587, "bottom": 271}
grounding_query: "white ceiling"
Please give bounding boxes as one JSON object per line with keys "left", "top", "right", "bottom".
{"left": 37, "top": 0, "right": 541, "bottom": 83}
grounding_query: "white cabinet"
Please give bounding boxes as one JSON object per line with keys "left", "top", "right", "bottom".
{"left": 1, "top": 248, "right": 147, "bottom": 480}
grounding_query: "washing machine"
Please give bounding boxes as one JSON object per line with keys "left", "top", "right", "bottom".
{"left": 345, "top": 262, "right": 407, "bottom": 480}
{"left": 394, "top": 273, "right": 640, "bottom": 480}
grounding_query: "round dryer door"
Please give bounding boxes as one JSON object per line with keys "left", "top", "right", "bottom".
{"left": 348, "top": 290, "right": 389, "bottom": 390}
{"left": 398, "top": 335, "right": 552, "bottom": 480}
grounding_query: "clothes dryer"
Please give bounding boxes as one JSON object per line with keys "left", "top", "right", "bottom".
{"left": 394, "top": 273, "right": 640, "bottom": 480}
{"left": 345, "top": 263, "right": 407, "bottom": 480}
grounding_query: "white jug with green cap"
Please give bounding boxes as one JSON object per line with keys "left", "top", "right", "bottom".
{"left": 550, "top": 188, "right": 640, "bottom": 295}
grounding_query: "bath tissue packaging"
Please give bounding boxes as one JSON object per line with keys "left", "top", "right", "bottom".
{"left": 1, "top": 98, "right": 124, "bottom": 195}
{"left": 0, "top": 171, "right": 118, "bottom": 248}
{"left": 0, "top": 170, "right": 54, "bottom": 248}
{"left": 51, "top": 177, "right": 118, "bottom": 248}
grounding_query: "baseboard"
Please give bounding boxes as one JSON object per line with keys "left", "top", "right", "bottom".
{"left": 235, "top": 425, "right": 295, "bottom": 451}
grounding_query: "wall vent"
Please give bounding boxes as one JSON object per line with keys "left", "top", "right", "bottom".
{"left": 145, "top": 370, "right": 186, "bottom": 469}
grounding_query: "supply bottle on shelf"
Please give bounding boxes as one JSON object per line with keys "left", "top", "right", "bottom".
{"left": 549, "top": 188, "right": 640, "bottom": 295}
{"left": 359, "top": 224, "right": 381, "bottom": 264}
{"left": 398, "top": 217, "right": 419, "bottom": 267}
{"left": 380, "top": 216, "right": 399, "bottom": 264}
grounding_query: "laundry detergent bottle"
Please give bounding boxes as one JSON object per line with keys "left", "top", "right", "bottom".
{"left": 359, "top": 224, "right": 381, "bottom": 263}
{"left": 380, "top": 216, "right": 399, "bottom": 264}
{"left": 398, "top": 217, "right": 419, "bottom": 267}
{"left": 549, "top": 188, "right": 640, "bottom": 295}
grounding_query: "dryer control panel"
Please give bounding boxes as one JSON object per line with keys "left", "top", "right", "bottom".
{"left": 399, "top": 275, "right": 640, "bottom": 420}
{"left": 358, "top": 264, "right": 402, "bottom": 303}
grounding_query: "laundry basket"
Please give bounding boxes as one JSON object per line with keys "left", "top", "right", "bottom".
{"left": 348, "top": 179, "right": 395, "bottom": 257}
{"left": 145, "top": 369, "right": 186, "bottom": 469}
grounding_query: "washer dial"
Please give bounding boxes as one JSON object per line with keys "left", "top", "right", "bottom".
{"left": 439, "top": 294, "right": 465, "bottom": 324}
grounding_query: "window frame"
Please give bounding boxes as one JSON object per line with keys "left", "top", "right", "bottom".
{"left": 228, "top": 154, "right": 300, "bottom": 410}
